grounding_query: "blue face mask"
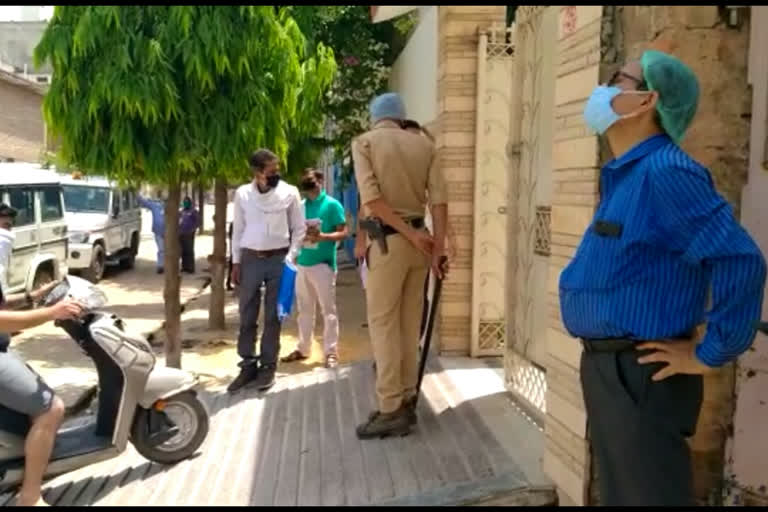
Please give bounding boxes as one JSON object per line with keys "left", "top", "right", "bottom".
{"left": 583, "top": 85, "right": 623, "bottom": 135}
{"left": 583, "top": 85, "right": 651, "bottom": 135}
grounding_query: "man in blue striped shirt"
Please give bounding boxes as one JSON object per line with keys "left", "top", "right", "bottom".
{"left": 560, "top": 50, "right": 766, "bottom": 505}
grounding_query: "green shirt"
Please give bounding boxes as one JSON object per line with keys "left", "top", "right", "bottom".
{"left": 296, "top": 191, "right": 346, "bottom": 271}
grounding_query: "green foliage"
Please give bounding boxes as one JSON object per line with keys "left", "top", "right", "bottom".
{"left": 289, "top": 6, "right": 413, "bottom": 182}
{"left": 34, "top": 6, "right": 334, "bottom": 187}
{"left": 393, "top": 11, "right": 419, "bottom": 43}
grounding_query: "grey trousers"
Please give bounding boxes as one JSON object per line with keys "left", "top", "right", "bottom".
{"left": 581, "top": 347, "right": 703, "bottom": 506}
{"left": 237, "top": 250, "right": 286, "bottom": 368}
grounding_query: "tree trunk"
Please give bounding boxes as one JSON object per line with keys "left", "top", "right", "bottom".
{"left": 209, "top": 179, "right": 228, "bottom": 330}
{"left": 198, "top": 183, "right": 205, "bottom": 235}
{"left": 164, "top": 182, "right": 182, "bottom": 368}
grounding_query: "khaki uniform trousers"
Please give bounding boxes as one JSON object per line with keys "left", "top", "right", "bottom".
{"left": 365, "top": 233, "right": 429, "bottom": 414}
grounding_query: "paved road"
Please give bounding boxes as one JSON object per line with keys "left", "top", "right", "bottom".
{"left": 12, "top": 209, "right": 215, "bottom": 409}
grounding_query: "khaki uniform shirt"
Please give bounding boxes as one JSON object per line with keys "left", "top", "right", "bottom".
{"left": 352, "top": 120, "right": 447, "bottom": 219}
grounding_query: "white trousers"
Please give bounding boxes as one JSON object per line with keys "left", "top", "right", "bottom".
{"left": 296, "top": 263, "right": 339, "bottom": 357}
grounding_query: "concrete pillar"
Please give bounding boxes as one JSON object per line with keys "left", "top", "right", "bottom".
{"left": 543, "top": 6, "right": 603, "bottom": 505}
{"left": 435, "top": 5, "right": 506, "bottom": 355}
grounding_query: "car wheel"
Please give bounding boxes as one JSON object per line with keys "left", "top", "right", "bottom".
{"left": 83, "top": 244, "right": 105, "bottom": 283}
{"left": 120, "top": 233, "right": 139, "bottom": 270}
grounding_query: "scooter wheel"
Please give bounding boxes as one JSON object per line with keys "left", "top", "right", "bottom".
{"left": 131, "top": 391, "right": 209, "bottom": 465}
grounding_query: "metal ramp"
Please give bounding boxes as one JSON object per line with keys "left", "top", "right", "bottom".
{"left": 1, "top": 358, "right": 555, "bottom": 506}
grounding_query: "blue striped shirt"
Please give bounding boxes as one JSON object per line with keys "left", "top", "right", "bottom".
{"left": 559, "top": 134, "right": 767, "bottom": 367}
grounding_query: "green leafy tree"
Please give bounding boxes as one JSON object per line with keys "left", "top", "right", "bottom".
{"left": 35, "top": 5, "right": 332, "bottom": 367}
{"left": 289, "top": 6, "right": 414, "bottom": 182}
{"left": 207, "top": 28, "right": 334, "bottom": 330}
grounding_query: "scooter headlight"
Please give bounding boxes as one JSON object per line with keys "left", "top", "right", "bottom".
{"left": 68, "top": 231, "right": 90, "bottom": 244}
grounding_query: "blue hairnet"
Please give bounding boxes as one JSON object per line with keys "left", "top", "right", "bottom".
{"left": 369, "top": 93, "right": 406, "bottom": 124}
{"left": 641, "top": 50, "right": 699, "bottom": 143}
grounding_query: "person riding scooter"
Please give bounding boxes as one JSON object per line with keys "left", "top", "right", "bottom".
{"left": 0, "top": 203, "right": 86, "bottom": 506}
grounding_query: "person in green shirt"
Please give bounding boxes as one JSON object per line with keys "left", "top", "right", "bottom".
{"left": 282, "top": 169, "right": 349, "bottom": 368}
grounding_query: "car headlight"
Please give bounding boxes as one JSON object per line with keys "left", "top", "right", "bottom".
{"left": 68, "top": 231, "right": 90, "bottom": 244}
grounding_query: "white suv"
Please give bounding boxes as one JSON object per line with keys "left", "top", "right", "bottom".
{"left": 62, "top": 175, "right": 142, "bottom": 283}
{"left": 0, "top": 163, "right": 69, "bottom": 293}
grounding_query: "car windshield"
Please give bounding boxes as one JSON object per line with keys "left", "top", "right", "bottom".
{"left": 63, "top": 185, "right": 110, "bottom": 214}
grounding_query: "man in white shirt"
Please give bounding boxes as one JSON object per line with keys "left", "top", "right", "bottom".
{"left": 228, "top": 149, "right": 306, "bottom": 393}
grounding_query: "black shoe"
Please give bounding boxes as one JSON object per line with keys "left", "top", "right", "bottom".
{"left": 157, "top": 268, "right": 164, "bottom": 274}
{"left": 253, "top": 366, "right": 276, "bottom": 391}
{"left": 227, "top": 362, "right": 259, "bottom": 393}
{"left": 356, "top": 408, "right": 411, "bottom": 440}
{"left": 404, "top": 396, "right": 418, "bottom": 425}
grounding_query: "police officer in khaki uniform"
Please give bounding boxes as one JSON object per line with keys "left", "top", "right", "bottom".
{"left": 352, "top": 93, "right": 448, "bottom": 439}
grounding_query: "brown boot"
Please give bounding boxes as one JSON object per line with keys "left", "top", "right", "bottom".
{"left": 404, "top": 396, "right": 418, "bottom": 425}
{"left": 356, "top": 407, "right": 411, "bottom": 440}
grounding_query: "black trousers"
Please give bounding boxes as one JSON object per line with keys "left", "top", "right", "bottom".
{"left": 179, "top": 233, "right": 196, "bottom": 273}
{"left": 580, "top": 342, "right": 703, "bottom": 506}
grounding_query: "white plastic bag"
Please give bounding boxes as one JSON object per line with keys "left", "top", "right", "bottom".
{"left": 359, "top": 259, "right": 367, "bottom": 290}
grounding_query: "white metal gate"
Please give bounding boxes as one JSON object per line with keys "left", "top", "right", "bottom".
{"left": 470, "top": 25, "right": 514, "bottom": 358}
{"left": 504, "top": 6, "right": 557, "bottom": 416}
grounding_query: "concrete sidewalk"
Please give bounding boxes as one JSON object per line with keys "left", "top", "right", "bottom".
{"left": 4, "top": 357, "right": 554, "bottom": 506}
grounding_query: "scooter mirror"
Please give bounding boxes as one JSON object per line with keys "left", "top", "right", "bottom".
{"left": 40, "top": 275, "right": 108, "bottom": 310}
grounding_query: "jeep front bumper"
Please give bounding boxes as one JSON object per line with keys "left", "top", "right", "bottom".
{"left": 67, "top": 242, "right": 95, "bottom": 270}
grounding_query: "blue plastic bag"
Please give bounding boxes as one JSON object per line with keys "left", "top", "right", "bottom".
{"left": 277, "top": 261, "right": 297, "bottom": 322}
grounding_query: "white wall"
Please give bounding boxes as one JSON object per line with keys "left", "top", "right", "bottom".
{"left": 388, "top": 6, "right": 438, "bottom": 125}
{"left": 0, "top": 6, "right": 51, "bottom": 22}
{"left": 727, "top": 6, "right": 768, "bottom": 504}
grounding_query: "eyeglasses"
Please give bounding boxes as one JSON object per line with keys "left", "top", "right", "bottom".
{"left": 608, "top": 70, "right": 649, "bottom": 91}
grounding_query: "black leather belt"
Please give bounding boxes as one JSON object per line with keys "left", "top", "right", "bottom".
{"left": 582, "top": 330, "right": 695, "bottom": 353}
{"left": 242, "top": 247, "right": 289, "bottom": 259}
{"left": 580, "top": 338, "right": 636, "bottom": 353}
{"left": 382, "top": 217, "right": 425, "bottom": 236}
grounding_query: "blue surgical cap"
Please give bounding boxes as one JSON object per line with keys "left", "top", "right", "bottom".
{"left": 369, "top": 93, "right": 406, "bottom": 124}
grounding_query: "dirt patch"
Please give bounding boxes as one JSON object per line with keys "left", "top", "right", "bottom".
{"left": 152, "top": 266, "right": 372, "bottom": 391}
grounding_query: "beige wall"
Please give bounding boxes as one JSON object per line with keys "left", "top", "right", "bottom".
{"left": 389, "top": 6, "right": 439, "bottom": 125}
{"left": 0, "top": 76, "right": 45, "bottom": 162}
{"left": 727, "top": 5, "right": 768, "bottom": 507}
{"left": 543, "top": 6, "right": 603, "bottom": 506}
{"left": 436, "top": 5, "right": 507, "bottom": 355}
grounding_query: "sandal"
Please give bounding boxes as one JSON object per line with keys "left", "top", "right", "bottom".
{"left": 280, "top": 350, "right": 309, "bottom": 363}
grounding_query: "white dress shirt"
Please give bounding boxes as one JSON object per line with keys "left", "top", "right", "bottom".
{"left": 231, "top": 180, "right": 306, "bottom": 264}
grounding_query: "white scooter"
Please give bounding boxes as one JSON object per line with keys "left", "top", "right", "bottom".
{"left": 0, "top": 276, "right": 209, "bottom": 491}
